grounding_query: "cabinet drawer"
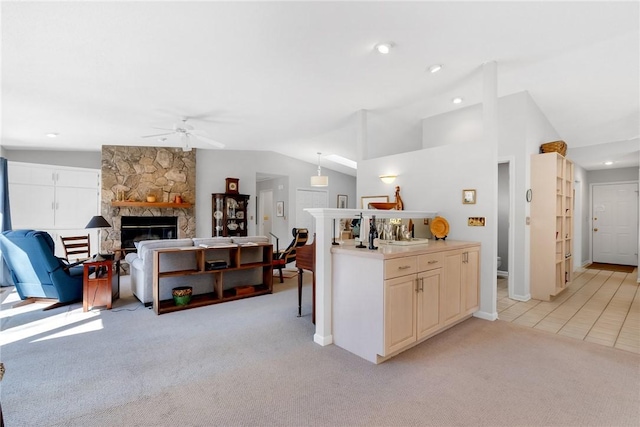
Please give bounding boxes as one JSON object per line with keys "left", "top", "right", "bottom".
{"left": 418, "top": 253, "right": 444, "bottom": 271}
{"left": 385, "top": 257, "right": 417, "bottom": 280}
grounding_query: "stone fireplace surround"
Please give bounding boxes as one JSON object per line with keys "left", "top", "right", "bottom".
{"left": 101, "top": 146, "right": 196, "bottom": 253}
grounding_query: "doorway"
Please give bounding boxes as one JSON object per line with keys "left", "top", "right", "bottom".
{"left": 258, "top": 189, "right": 273, "bottom": 238}
{"left": 497, "top": 158, "right": 515, "bottom": 300}
{"left": 591, "top": 182, "right": 639, "bottom": 266}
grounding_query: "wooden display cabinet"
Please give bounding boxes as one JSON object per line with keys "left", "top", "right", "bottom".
{"left": 212, "top": 193, "right": 250, "bottom": 237}
{"left": 152, "top": 243, "right": 273, "bottom": 315}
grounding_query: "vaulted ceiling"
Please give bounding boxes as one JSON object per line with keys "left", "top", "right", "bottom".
{"left": 2, "top": 1, "right": 638, "bottom": 174}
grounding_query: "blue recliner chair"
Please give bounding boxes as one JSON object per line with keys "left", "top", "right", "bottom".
{"left": 0, "top": 230, "right": 84, "bottom": 308}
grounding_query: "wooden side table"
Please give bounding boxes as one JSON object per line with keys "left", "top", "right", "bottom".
{"left": 83, "top": 260, "right": 113, "bottom": 312}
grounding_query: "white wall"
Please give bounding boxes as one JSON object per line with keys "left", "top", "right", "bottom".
{"left": 358, "top": 140, "right": 497, "bottom": 318}
{"left": 2, "top": 148, "right": 101, "bottom": 169}
{"left": 574, "top": 164, "right": 588, "bottom": 267}
{"left": 417, "top": 91, "right": 562, "bottom": 301}
{"left": 196, "top": 150, "right": 356, "bottom": 238}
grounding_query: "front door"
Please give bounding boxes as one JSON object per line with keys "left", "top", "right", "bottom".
{"left": 592, "top": 183, "right": 638, "bottom": 266}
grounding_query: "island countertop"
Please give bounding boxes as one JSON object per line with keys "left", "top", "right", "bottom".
{"left": 331, "top": 239, "right": 480, "bottom": 260}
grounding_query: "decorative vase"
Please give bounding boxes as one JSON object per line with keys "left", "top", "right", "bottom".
{"left": 172, "top": 286, "right": 192, "bottom": 306}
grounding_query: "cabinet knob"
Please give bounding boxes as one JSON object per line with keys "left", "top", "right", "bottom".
{"left": 593, "top": 228, "right": 598, "bottom": 232}
{"left": 398, "top": 265, "right": 412, "bottom": 270}
{"left": 428, "top": 260, "right": 438, "bottom": 264}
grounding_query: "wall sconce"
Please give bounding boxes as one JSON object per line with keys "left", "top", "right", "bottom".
{"left": 379, "top": 175, "right": 397, "bottom": 184}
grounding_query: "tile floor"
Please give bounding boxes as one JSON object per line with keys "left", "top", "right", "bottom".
{"left": 497, "top": 266, "right": 639, "bottom": 354}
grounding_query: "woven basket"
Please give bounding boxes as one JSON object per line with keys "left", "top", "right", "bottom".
{"left": 540, "top": 140, "right": 567, "bottom": 157}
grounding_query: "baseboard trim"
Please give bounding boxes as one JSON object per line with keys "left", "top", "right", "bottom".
{"left": 314, "top": 333, "right": 333, "bottom": 346}
{"left": 510, "top": 293, "right": 531, "bottom": 302}
{"left": 497, "top": 270, "right": 509, "bottom": 278}
{"left": 474, "top": 311, "right": 498, "bottom": 321}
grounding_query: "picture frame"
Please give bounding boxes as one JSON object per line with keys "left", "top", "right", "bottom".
{"left": 463, "top": 189, "right": 476, "bottom": 204}
{"left": 276, "top": 201, "right": 284, "bottom": 217}
{"left": 361, "top": 195, "right": 389, "bottom": 209}
{"left": 337, "top": 194, "right": 348, "bottom": 209}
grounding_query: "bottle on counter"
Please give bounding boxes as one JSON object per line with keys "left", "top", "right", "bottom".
{"left": 368, "top": 215, "right": 378, "bottom": 250}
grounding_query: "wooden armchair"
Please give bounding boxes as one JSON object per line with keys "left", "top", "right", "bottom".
{"left": 272, "top": 228, "right": 309, "bottom": 283}
{"left": 60, "top": 234, "right": 91, "bottom": 262}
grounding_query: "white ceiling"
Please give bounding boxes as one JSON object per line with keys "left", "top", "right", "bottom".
{"left": 2, "top": 1, "right": 638, "bottom": 174}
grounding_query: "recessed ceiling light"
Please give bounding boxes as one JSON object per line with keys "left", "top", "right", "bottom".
{"left": 452, "top": 97, "right": 463, "bottom": 104}
{"left": 604, "top": 161, "right": 613, "bottom": 165}
{"left": 374, "top": 42, "right": 393, "bottom": 54}
{"left": 428, "top": 64, "right": 442, "bottom": 73}
{"left": 46, "top": 133, "right": 59, "bottom": 138}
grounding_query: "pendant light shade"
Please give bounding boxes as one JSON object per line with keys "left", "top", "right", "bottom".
{"left": 311, "top": 152, "right": 328, "bottom": 187}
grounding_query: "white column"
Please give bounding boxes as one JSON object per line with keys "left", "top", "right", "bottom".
{"left": 313, "top": 212, "right": 334, "bottom": 345}
{"left": 477, "top": 60, "right": 499, "bottom": 321}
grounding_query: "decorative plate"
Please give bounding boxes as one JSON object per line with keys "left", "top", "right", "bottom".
{"left": 228, "top": 222, "right": 238, "bottom": 231}
{"left": 214, "top": 211, "right": 223, "bottom": 220}
{"left": 236, "top": 211, "right": 244, "bottom": 219}
{"left": 430, "top": 216, "right": 450, "bottom": 238}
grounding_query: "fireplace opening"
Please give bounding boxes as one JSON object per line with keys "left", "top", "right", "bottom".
{"left": 121, "top": 216, "right": 178, "bottom": 250}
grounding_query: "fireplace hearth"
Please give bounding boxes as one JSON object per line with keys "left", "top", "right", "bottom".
{"left": 121, "top": 216, "right": 178, "bottom": 250}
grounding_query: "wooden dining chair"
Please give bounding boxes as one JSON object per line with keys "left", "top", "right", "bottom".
{"left": 60, "top": 234, "right": 91, "bottom": 262}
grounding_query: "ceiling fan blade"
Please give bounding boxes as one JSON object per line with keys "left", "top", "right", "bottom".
{"left": 191, "top": 133, "right": 225, "bottom": 149}
{"left": 142, "top": 132, "right": 174, "bottom": 138}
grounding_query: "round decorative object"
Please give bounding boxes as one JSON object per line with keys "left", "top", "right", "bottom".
{"left": 236, "top": 211, "right": 244, "bottom": 219}
{"left": 146, "top": 195, "right": 156, "bottom": 203}
{"left": 172, "top": 286, "right": 192, "bottom": 306}
{"left": 430, "top": 216, "right": 450, "bottom": 240}
{"left": 368, "top": 202, "right": 397, "bottom": 210}
{"left": 526, "top": 189, "right": 532, "bottom": 202}
{"left": 214, "top": 211, "right": 223, "bottom": 220}
{"left": 228, "top": 222, "right": 238, "bottom": 231}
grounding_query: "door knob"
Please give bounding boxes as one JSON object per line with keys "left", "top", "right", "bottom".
{"left": 593, "top": 228, "right": 598, "bottom": 232}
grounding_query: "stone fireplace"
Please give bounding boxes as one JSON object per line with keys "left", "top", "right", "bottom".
{"left": 101, "top": 145, "right": 196, "bottom": 253}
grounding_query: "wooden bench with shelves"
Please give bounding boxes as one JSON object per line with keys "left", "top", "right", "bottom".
{"left": 152, "top": 243, "right": 273, "bottom": 314}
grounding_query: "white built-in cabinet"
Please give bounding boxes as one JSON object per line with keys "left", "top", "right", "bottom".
{"left": 332, "top": 241, "right": 480, "bottom": 364}
{"left": 8, "top": 162, "right": 100, "bottom": 257}
{"left": 530, "top": 153, "right": 574, "bottom": 301}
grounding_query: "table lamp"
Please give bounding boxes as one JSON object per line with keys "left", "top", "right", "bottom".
{"left": 85, "top": 215, "right": 111, "bottom": 261}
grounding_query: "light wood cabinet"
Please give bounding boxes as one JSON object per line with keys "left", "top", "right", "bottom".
{"left": 384, "top": 274, "right": 417, "bottom": 354}
{"left": 531, "top": 152, "right": 574, "bottom": 301}
{"left": 332, "top": 240, "right": 480, "bottom": 363}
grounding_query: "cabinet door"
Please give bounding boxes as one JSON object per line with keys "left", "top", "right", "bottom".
{"left": 384, "top": 275, "right": 417, "bottom": 355}
{"left": 442, "top": 250, "right": 463, "bottom": 325}
{"left": 417, "top": 269, "right": 442, "bottom": 340}
{"left": 55, "top": 169, "right": 99, "bottom": 189}
{"left": 55, "top": 186, "right": 99, "bottom": 229}
{"left": 462, "top": 247, "right": 480, "bottom": 314}
{"left": 9, "top": 183, "right": 55, "bottom": 229}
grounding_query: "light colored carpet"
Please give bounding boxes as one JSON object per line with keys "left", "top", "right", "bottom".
{"left": 273, "top": 268, "right": 298, "bottom": 279}
{"left": 1, "top": 274, "right": 639, "bottom": 426}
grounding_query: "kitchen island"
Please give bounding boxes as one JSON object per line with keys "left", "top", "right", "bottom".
{"left": 332, "top": 239, "right": 480, "bottom": 363}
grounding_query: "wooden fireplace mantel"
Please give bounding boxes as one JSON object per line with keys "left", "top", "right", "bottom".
{"left": 110, "top": 201, "right": 193, "bottom": 209}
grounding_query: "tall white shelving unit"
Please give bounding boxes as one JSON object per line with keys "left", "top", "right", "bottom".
{"left": 530, "top": 152, "right": 574, "bottom": 301}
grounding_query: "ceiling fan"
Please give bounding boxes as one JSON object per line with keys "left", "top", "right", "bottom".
{"left": 142, "top": 117, "right": 226, "bottom": 151}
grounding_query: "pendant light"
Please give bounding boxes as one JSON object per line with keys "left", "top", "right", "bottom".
{"left": 310, "top": 152, "right": 328, "bottom": 187}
